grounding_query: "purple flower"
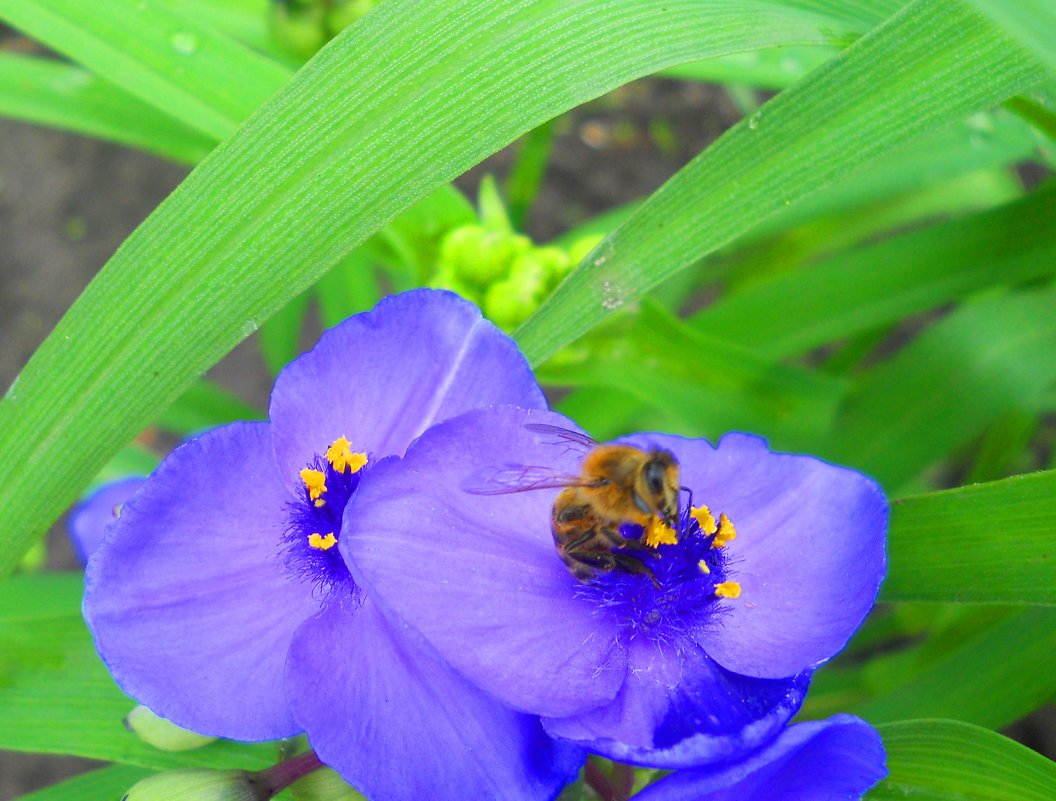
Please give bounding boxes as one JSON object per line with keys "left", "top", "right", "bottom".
{"left": 631, "top": 715, "right": 886, "bottom": 801}
{"left": 83, "top": 291, "right": 583, "bottom": 801}
{"left": 341, "top": 406, "right": 887, "bottom": 767}
{"left": 69, "top": 477, "right": 146, "bottom": 563}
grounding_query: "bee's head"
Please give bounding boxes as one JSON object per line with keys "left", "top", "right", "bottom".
{"left": 639, "top": 450, "right": 680, "bottom": 526}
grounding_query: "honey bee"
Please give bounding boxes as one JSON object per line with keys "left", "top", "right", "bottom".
{"left": 462, "top": 424, "right": 683, "bottom": 584}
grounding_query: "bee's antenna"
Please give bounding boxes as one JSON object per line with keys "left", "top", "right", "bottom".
{"left": 679, "top": 485, "right": 694, "bottom": 514}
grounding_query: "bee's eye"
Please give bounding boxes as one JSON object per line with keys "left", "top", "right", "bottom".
{"left": 644, "top": 461, "right": 666, "bottom": 496}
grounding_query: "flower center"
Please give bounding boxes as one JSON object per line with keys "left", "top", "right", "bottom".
{"left": 281, "top": 436, "right": 368, "bottom": 595}
{"left": 574, "top": 501, "right": 742, "bottom": 645}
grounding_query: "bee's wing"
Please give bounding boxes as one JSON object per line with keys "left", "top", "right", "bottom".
{"left": 523, "top": 423, "right": 598, "bottom": 454}
{"left": 460, "top": 464, "right": 594, "bottom": 495}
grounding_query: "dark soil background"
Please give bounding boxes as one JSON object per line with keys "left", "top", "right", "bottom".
{"left": 1, "top": 42, "right": 1053, "bottom": 798}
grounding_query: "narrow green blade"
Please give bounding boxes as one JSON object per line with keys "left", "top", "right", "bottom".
{"left": 515, "top": 0, "right": 1047, "bottom": 364}
{"left": 0, "top": 573, "right": 276, "bottom": 769}
{"left": 0, "top": 53, "right": 213, "bottom": 162}
{"left": 823, "top": 288, "right": 1056, "bottom": 490}
{"left": 968, "top": 0, "right": 1056, "bottom": 75}
{"left": 695, "top": 187, "right": 1056, "bottom": 360}
{"left": 856, "top": 608, "right": 1056, "bottom": 728}
{"left": 870, "top": 720, "right": 1056, "bottom": 801}
{"left": 0, "top": 0, "right": 867, "bottom": 574}
{"left": 884, "top": 470, "right": 1056, "bottom": 605}
{"left": 0, "top": 0, "right": 291, "bottom": 139}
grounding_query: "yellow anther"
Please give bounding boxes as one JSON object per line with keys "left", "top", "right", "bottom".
{"left": 300, "top": 468, "right": 327, "bottom": 501}
{"left": 645, "top": 517, "right": 678, "bottom": 548}
{"left": 697, "top": 559, "right": 711, "bottom": 575}
{"left": 314, "top": 499, "right": 326, "bottom": 508}
{"left": 691, "top": 504, "right": 718, "bottom": 535}
{"left": 326, "top": 436, "right": 368, "bottom": 474}
{"left": 714, "top": 581, "right": 742, "bottom": 599}
{"left": 308, "top": 532, "right": 337, "bottom": 551}
{"left": 711, "top": 513, "right": 737, "bottom": 549}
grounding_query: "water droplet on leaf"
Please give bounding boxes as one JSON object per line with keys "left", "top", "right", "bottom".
{"left": 170, "top": 31, "right": 198, "bottom": 55}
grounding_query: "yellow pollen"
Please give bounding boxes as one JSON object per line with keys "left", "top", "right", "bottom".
{"left": 645, "top": 517, "right": 678, "bottom": 548}
{"left": 314, "top": 499, "right": 326, "bottom": 508}
{"left": 714, "top": 581, "right": 741, "bottom": 599}
{"left": 308, "top": 532, "right": 337, "bottom": 551}
{"left": 712, "top": 513, "right": 737, "bottom": 549}
{"left": 326, "top": 436, "right": 368, "bottom": 474}
{"left": 697, "top": 559, "right": 711, "bottom": 575}
{"left": 691, "top": 504, "right": 718, "bottom": 535}
{"left": 300, "top": 468, "right": 327, "bottom": 501}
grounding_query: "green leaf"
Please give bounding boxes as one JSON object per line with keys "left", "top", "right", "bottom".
{"left": 737, "top": 109, "right": 1037, "bottom": 244}
{"left": 821, "top": 288, "right": 1056, "bottom": 491}
{"left": 155, "top": 379, "right": 264, "bottom": 436}
{"left": 693, "top": 187, "right": 1056, "bottom": 360}
{"left": 663, "top": 45, "right": 838, "bottom": 90}
{"left": 884, "top": 470, "right": 1056, "bottom": 605}
{"left": 258, "top": 291, "right": 313, "bottom": 377}
{"left": 967, "top": 0, "right": 1056, "bottom": 75}
{"left": 870, "top": 719, "right": 1056, "bottom": 801}
{"left": 0, "top": 573, "right": 277, "bottom": 769}
{"left": 538, "top": 300, "right": 845, "bottom": 446}
{"left": 0, "top": 53, "right": 213, "bottom": 162}
{"left": 516, "top": 0, "right": 1048, "bottom": 365}
{"left": 505, "top": 119, "right": 556, "bottom": 228}
{"left": 0, "top": 0, "right": 868, "bottom": 573}
{"left": 160, "top": 0, "right": 275, "bottom": 55}
{"left": 0, "top": 0, "right": 291, "bottom": 140}
{"left": 13, "top": 765, "right": 153, "bottom": 801}
{"left": 855, "top": 607, "right": 1056, "bottom": 728}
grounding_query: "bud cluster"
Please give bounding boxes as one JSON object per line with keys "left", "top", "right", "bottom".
{"left": 430, "top": 224, "right": 601, "bottom": 331}
{"left": 269, "top": 0, "right": 380, "bottom": 58}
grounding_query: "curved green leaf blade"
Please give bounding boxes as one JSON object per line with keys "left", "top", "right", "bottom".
{"left": 855, "top": 607, "right": 1056, "bottom": 727}
{"left": 695, "top": 186, "right": 1056, "bottom": 360}
{"left": 0, "top": 0, "right": 866, "bottom": 574}
{"left": 870, "top": 720, "right": 1056, "bottom": 801}
{"left": 0, "top": 573, "right": 277, "bottom": 769}
{"left": 968, "top": 0, "right": 1056, "bottom": 75}
{"left": 822, "top": 288, "right": 1056, "bottom": 490}
{"left": 0, "top": 0, "right": 291, "bottom": 139}
{"left": 884, "top": 470, "right": 1056, "bottom": 605}
{"left": 515, "top": 0, "right": 1048, "bottom": 365}
{"left": 0, "top": 53, "right": 212, "bottom": 162}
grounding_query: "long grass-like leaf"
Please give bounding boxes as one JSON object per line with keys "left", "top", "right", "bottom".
{"left": 0, "top": 0, "right": 869, "bottom": 574}
{"left": 0, "top": 53, "right": 212, "bottom": 161}
{"left": 515, "top": 0, "right": 1047, "bottom": 364}
{"left": 0, "top": 0, "right": 291, "bottom": 139}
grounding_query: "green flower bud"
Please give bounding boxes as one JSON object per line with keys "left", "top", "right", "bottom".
{"left": 531, "top": 246, "right": 571, "bottom": 290}
{"left": 269, "top": 1, "right": 327, "bottom": 59}
{"left": 484, "top": 255, "right": 548, "bottom": 330}
{"left": 427, "top": 264, "right": 481, "bottom": 305}
{"left": 124, "top": 705, "right": 216, "bottom": 752}
{"left": 439, "top": 225, "right": 531, "bottom": 287}
{"left": 122, "top": 769, "right": 269, "bottom": 801}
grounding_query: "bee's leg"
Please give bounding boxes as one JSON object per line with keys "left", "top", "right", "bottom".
{"left": 612, "top": 553, "right": 661, "bottom": 589}
{"left": 565, "top": 551, "right": 617, "bottom": 583}
{"left": 598, "top": 525, "right": 658, "bottom": 557}
{"left": 556, "top": 504, "right": 591, "bottom": 523}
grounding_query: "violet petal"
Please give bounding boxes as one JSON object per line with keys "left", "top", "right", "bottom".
{"left": 84, "top": 423, "right": 318, "bottom": 739}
